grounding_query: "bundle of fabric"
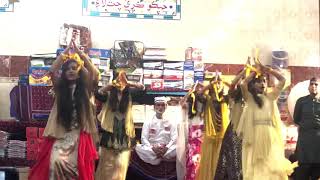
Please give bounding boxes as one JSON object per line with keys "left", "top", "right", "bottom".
{"left": 7, "top": 140, "right": 26, "bottom": 159}
{"left": 0, "top": 131, "right": 9, "bottom": 158}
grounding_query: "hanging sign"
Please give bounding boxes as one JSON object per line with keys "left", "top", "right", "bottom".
{"left": 82, "top": 0, "right": 181, "bottom": 20}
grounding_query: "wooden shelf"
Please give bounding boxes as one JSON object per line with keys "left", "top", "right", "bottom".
{"left": 0, "top": 120, "right": 47, "bottom": 133}
{"left": 0, "top": 157, "right": 35, "bottom": 167}
{"left": 146, "top": 91, "right": 187, "bottom": 96}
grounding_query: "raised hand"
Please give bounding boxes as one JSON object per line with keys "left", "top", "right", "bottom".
{"left": 117, "top": 71, "right": 128, "bottom": 87}
{"left": 72, "top": 39, "right": 83, "bottom": 55}
{"left": 63, "top": 39, "right": 74, "bottom": 55}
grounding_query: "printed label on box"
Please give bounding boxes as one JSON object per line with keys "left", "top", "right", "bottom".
{"left": 26, "top": 127, "right": 39, "bottom": 138}
{"left": 183, "top": 70, "right": 194, "bottom": 79}
{"left": 164, "top": 80, "right": 183, "bottom": 89}
{"left": 151, "top": 79, "right": 164, "bottom": 90}
{"left": 143, "top": 69, "right": 163, "bottom": 79}
{"left": 29, "top": 67, "right": 52, "bottom": 86}
{"left": 143, "top": 61, "right": 164, "bottom": 70}
{"left": 163, "top": 62, "right": 184, "bottom": 71}
{"left": 194, "top": 61, "right": 204, "bottom": 71}
{"left": 163, "top": 70, "right": 183, "bottom": 80}
{"left": 184, "top": 61, "right": 194, "bottom": 70}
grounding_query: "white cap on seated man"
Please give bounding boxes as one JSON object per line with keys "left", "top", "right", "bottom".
{"left": 135, "top": 96, "right": 177, "bottom": 165}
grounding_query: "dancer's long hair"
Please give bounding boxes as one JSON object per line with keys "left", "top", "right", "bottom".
{"left": 248, "top": 75, "right": 265, "bottom": 108}
{"left": 56, "top": 60, "right": 91, "bottom": 130}
{"left": 229, "top": 85, "right": 243, "bottom": 104}
{"left": 187, "top": 93, "right": 206, "bottom": 119}
{"left": 108, "top": 86, "right": 129, "bottom": 114}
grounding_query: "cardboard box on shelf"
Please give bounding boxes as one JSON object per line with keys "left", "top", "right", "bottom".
{"left": 27, "top": 137, "right": 39, "bottom": 150}
{"left": 38, "top": 128, "right": 45, "bottom": 139}
{"left": 26, "top": 127, "right": 38, "bottom": 138}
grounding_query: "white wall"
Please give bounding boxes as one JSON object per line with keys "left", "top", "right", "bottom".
{"left": 0, "top": 0, "right": 319, "bottom": 66}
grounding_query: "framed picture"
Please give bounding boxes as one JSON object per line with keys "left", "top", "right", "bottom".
{"left": 111, "top": 40, "right": 144, "bottom": 70}
{"left": 0, "top": 0, "right": 14, "bottom": 12}
{"left": 82, "top": 0, "right": 181, "bottom": 20}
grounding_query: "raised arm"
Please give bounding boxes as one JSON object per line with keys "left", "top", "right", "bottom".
{"left": 50, "top": 41, "right": 73, "bottom": 75}
{"left": 97, "top": 84, "right": 114, "bottom": 96}
{"left": 201, "top": 82, "right": 213, "bottom": 94}
{"left": 72, "top": 41, "right": 100, "bottom": 83}
{"left": 230, "top": 69, "right": 246, "bottom": 90}
{"left": 181, "top": 81, "right": 204, "bottom": 107}
{"left": 127, "top": 82, "right": 145, "bottom": 90}
{"left": 240, "top": 71, "right": 256, "bottom": 101}
{"left": 262, "top": 65, "right": 286, "bottom": 99}
{"left": 263, "top": 65, "right": 285, "bottom": 86}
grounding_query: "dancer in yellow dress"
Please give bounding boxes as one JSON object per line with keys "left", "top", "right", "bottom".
{"left": 237, "top": 64, "right": 297, "bottom": 180}
{"left": 197, "top": 75, "right": 230, "bottom": 180}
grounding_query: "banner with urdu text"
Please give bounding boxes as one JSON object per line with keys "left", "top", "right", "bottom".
{"left": 82, "top": 0, "right": 181, "bottom": 20}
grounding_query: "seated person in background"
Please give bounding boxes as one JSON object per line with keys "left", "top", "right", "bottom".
{"left": 135, "top": 97, "right": 177, "bottom": 165}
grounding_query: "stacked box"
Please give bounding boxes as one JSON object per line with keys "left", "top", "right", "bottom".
{"left": 163, "top": 69, "right": 183, "bottom": 80}
{"left": 26, "top": 127, "right": 39, "bottom": 160}
{"left": 132, "top": 105, "right": 146, "bottom": 123}
{"left": 143, "top": 47, "right": 167, "bottom": 61}
{"left": 88, "top": 48, "right": 111, "bottom": 87}
{"left": 163, "top": 62, "right": 184, "bottom": 71}
{"left": 163, "top": 62, "right": 184, "bottom": 91}
{"left": 96, "top": 49, "right": 111, "bottom": 73}
{"left": 29, "top": 66, "right": 52, "bottom": 86}
{"left": 183, "top": 61, "right": 194, "bottom": 90}
{"left": 194, "top": 71, "right": 204, "bottom": 83}
{"left": 88, "top": 48, "right": 111, "bottom": 88}
{"left": 26, "top": 127, "right": 38, "bottom": 138}
{"left": 26, "top": 127, "right": 47, "bottom": 161}
{"left": 149, "top": 79, "right": 164, "bottom": 90}
{"left": 38, "top": 128, "right": 45, "bottom": 139}
{"left": 99, "top": 71, "right": 113, "bottom": 87}
{"left": 143, "top": 62, "right": 164, "bottom": 90}
{"left": 194, "top": 61, "right": 204, "bottom": 72}
{"left": 183, "top": 71, "right": 194, "bottom": 90}
{"left": 127, "top": 73, "right": 143, "bottom": 84}
{"left": 143, "top": 61, "right": 163, "bottom": 70}
{"left": 185, "top": 47, "right": 202, "bottom": 61}
{"left": 184, "top": 48, "right": 204, "bottom": 84}
{"left": 127, "top": 68, "right": 143, "bottom": 85}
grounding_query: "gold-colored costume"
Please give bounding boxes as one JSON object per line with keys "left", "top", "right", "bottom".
{"left": 196, "top": 93, "right": 229, "bottom": 180}
{"left": 95, "top": 148, "right": 131, "bottom": 180}
{"left": 49, "top": 128, "right": 80, "bottom": 179}
{"left": 43, "top": 87, "right": 97, "bottom": 180}
{"left": 95, "top": 95, "right": 135, "bottom": 180}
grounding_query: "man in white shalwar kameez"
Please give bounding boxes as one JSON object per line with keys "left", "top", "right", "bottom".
{"left": 135, "top": 97, "right": 177, "bottom": 165}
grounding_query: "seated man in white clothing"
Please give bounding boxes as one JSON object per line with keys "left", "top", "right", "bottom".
{"left": 135, "top": 97, "right": 177, "bottom": 165}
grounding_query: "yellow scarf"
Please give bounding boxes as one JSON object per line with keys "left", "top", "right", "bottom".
{"left": 190, "top": 92, "right": 197, "bottom": 114}
{"left": 212, "top": 82, "right": 224, "bottom": 102}
{"left": 61, "top": 53, "right": 84, "bottom": 71}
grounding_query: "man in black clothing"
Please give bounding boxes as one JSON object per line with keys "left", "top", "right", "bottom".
{"left": 293, "top": 77, "right": 320, "bottom": 180}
